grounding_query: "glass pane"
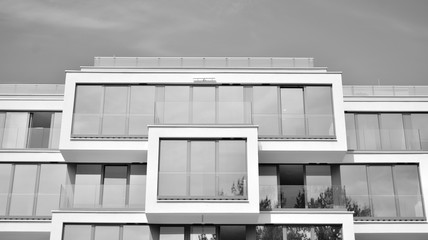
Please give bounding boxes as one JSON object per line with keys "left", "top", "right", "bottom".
{"left": 74, "top": 165, "right": 102, "bottom": 208}
{"left": 256, "top": 226, "right": 283, "bottom": 240}
{"left": 2, "top": 112, "right": 29, "bottom": 148}
{"left": 0, "top": 164, "right": 12, "bottom": 215}
{"left": 220, "top": 226, "right": 246, "bottom": 240}
{"left": 192, "top": 87, "right": 216, "bottom": 124}
{"left": 49, "top": 113, "right": 62, "bottom": 149}
{"left": 368, "top": 166, "right": 397, "bottom": 217}
{"left": 306, "top": 166, "right": 333, "bottom": 208}
{"left": 73, "top": 85, "right": 102, "bottom": 135}
{"left": 94, "top": 226, "right": 120, "bottom": 240}
{"left": 345, "top": 114, "right": 357, "bottom": 150}
{"left": 0, "top": 113, "right": 5, "bottom": 146}
{"left": 340, "top": 165, "right": 371, "bottom": 217}
{"left": 218, "top": 86, "right": 245, "bottom": 123}
{"left": 279, "top": 165, "right": 304, "bottom": 208}
{"left": 408, "top": 114, "right": 428, "bottom": 150}
{"left": 394, "top": 165, "right": 423, "bottom": 217}
{"left": 163, "top": 86, "right": 190, "bottom": 124}
{"left": 28, "top": 112, "right": 52, "bottom": 148}
{"left": 158, "top": 141, "right": 187, "bottom": 197}
{"left": 379, "top": 114, "right": 406, "bottom": 150}
{"left": 313, "top": 225, "right": 342, "bottom": 240}
{"left": 63, "top": 225, "right": 92, "bottom": 240}
{"left": 190, "top": 141, "right": 215, "bottom": 197}
{"left": 281, "top": 88, "right": 305, "bottom": 136}
{"left": 36, "top": 164, "right": 66, "bottom": 216}
{"left": 9, "top": 165, "right": 38, "bottom": 216}
{"left": 129, "top": 165, "right": 146, "bottom": 208}
{"left": 259, "top": 166, "right": 278, "bottom": 210}
{"left": 357, "top": 114, "right": 381, "bottom": 150}
{"left": 286, "top": 226, "right": 312, "bottom": 240}
{"left": 218, "top": 141, "right": 247, "bottom": 197}
{"left": 129, "top": 86, "right": 155, "bottom": 135}
{"left": 191, "top": 226, "right": 216, "bottom": 240}
{"left": 102, "top": 86, "right": 128, "bottom": 135}
{"left": 253, "top": 87, "right": 280, "bottom": 135}
{"left": 160, "top": 227, "right": 185, "bottom": 240}
{"left": 103, "top": 166, "right": 127, "bottom": 208}
{"left": 123, "top": 225, "right": 151, "bottom": 240}
{"left": 305, "top": 86, "right": 334, "bottom": 136}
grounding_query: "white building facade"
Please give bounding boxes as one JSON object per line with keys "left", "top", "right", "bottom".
{"left": 0, "top": 57, "right": 427, "bottom": 240}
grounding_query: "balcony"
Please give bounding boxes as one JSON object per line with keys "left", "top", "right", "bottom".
{"left": 259, "top": 185, "right": 346, "bottom": 211}
{"left": 59, "top": 185, "right": 145, "bottom": 210}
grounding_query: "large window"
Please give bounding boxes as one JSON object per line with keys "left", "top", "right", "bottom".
{"left": 158, "top": 139, "right": 247, "bottom": 199}
{"left": 72, "top": 84, "right": 334, "bottom": 139}
{"left": 345, "top": 113, "right": 428, "bottom": 150}
{"left": 0, "top": 112, "right": 62, "bottom": 149}
{"left": 63, "top": 164, "right": 146, "bottom": 209}
{"left": 0, "top": 163, "right": 66, "bottom": 217}
{"left": 63, "top": 224, "right": 150, "bottom": 240}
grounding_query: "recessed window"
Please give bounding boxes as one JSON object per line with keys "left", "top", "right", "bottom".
{"left": 158, "top": 139, "right": 247, "bottom": 200}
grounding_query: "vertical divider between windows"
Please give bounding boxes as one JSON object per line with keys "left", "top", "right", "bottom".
{"left": 377, "top": 113, "right": 384, "bottom": 150}
{"left": 303, "top": 165, "right": 308, "bottom": 209}
{"left": 189, "top": 86, "right": 194, "bottom": 124}
{"left": 90, "top": 224, "right": 95, "bottom": 240}
{"left": 99, "top": 86, "right": 106, "bottom": 136}
{"left": 354, "top": 114, "right": 361, "bottom": 150}
{"left": 125, "top": 85, "right": 131, "bottom": 136}
{"left": 99, "top": 164, "right": 106, "bottom": 208}
{"left": 187, "top": 140, "right": 191, "bottom": 197}
{"left": 215, "top": 86, "right": 219, "bottom": 124}
{"left": 32, "top": 164, "right": 41, "bottom": 216}
{"left": 215, "top": 140, "right": 219, "bottom": 198}
{"left": 391, "top": 165, "right": 401, "bottom": 218}
{"left": 26, "top": 112, "right": 34, "bottom": 148}
{"left": 5, "top": 164, "right": 15, "bottom": 216}
{"left": 125, "top": 165, "right": 131, "bottom": 208}
{"left": 365, "top": 165, "right": 374, "bottom": 217}
{"left": 328, "top": 86, "right": 336, "bottom": 137}
{"left": 277, "top": 86, "right": 282, "bottom": 136}
{"left": 302, "top": 87, "right": 308, "bottom": 137}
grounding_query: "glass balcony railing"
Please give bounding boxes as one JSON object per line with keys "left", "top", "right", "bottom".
{"left": 347, "top": 128, "right": 428, "bottom": 150}
{"left": 158, "top": 172, "right": 247, "bottom": 200}
{"left": 0, "top": 127, "right": 60, "bottom": 149}
{"left": 59, "top": 185, "right": 145, "bottom": 209}
{"left": 94, "top": 57, "right": 315, "bottom": 68}
{"left": 0, "top": 84, "right": 64, "bottom": 95}
{"left": 343, "top": 85, "right": 428, "bottom": 96}
{"left": 259, "top": 185, "right": 346, "bottom": 211}
{"left": 0, "top": 192, "right": 61, "bottom": 217}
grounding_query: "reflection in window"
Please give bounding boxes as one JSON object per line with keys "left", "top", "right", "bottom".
{"left": 63, "top": 225, "right": 150, "bottom": 240}
{"left": 340, "top": 165, "right": 371, "bottom": 217}
{"left": 305, "top": 86, "right": 334, "bottom": 136}
{"left": 281, "top": 88, "right": 305, "bottom": 136}
{"left": 158, "top": 139, "right": 247, "bottom": 199}
{"left": 357, "top": 114, "right": 381, "bottom": 150}
{"left": 393, "top": 165, "right": 423, "bottom": 217}
{"left": 256, "top": 225, "right": 342, "bottom": 240}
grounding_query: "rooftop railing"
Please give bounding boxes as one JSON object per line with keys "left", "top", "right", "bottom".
{"left": 94, "top": 57, "right": 315, "bottom": 68}
{"left": 343, "top": 85, "right": 428, "bottom": 96}
{"left": 0, "top": 84, "right": 64, "bottom": 95}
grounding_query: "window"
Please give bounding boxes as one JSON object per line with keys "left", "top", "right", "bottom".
{"left": 72, "top": 85, "right": 155, "bottom": 136}
{"left": 158, "top": 139, "right": 247, "bottom": 199}
{"left": 256, "top": 225, "right": 342, "bottom": 240}
{"left": 65, "top": 164, "right": 146, "bottom": 209}
{"left": 0, "top": 163, "right": 66, "bottom": 217}
{"left": 72, "top": 84, "right": 334, "bottom": 139}
{"left": 63, "top": 225, "right": 150, "bottom": 240}
{"left": 345, "top": 113, "right": 428, "bottom": 150}
{"left": 0, "top": 112, "right": 61, "bottom": 149}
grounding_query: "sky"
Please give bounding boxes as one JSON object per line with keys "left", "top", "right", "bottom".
{"left": 0, "top": 0, "right": 427, "bottom": 85}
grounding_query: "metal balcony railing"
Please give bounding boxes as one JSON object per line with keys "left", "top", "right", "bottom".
{"left": 343, "top": 85, "right": 428, "bottom": 96}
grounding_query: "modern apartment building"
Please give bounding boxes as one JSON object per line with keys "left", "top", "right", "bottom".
{"left": 0, "top": 57, "right": 427, "bottom": 240}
